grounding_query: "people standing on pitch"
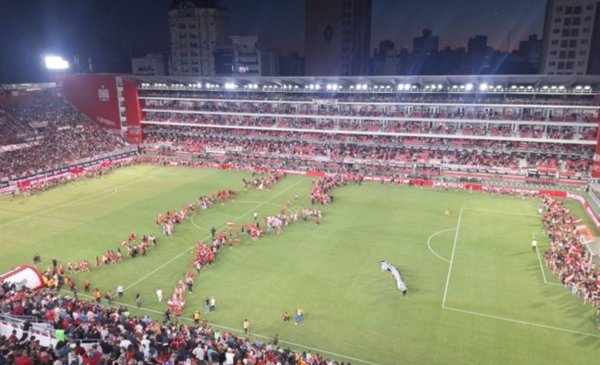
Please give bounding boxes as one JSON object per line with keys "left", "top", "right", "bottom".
{"left": 106, "top": 290, "right": 114, "bottom": 305}
{"left": 93, "top": 288, "right": 102, "bottom": 303}
{"left": 135, "top": 293, "right": 142, "bottom": 309}
{"left": 283, "top": 311, "right": 290, "bottom": 322}
{"left": 204, "top": 298, "right": 210, "bottom": 313}
{"left": 209, "top": 296, "right": 216, "bottom": 312}
{"left": 294, "top": 306, "right": 304, "bottom": 325}
{"left": 116, "top": 284, "right": 124, "bottom": 297}
{"left": 210, "top": 227, "right": 216, "bottom": 239}
{"left": 531, "top": 235, "right": 538, "bottom": 251}
{"left": 243, "top": 319, "right": 250, "bottom": 335}
{"left": 156, "top": 288, "right": 163, "bottom": 302}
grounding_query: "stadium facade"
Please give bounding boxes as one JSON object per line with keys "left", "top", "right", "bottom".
{"left": 50, "top": 74, "right": 600, "bottom": 181}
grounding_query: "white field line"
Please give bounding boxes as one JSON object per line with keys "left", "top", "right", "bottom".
{"left": 125, "top": 179, "right": 306, "bottom": 290}
{"left": 462, "top": 208, "right": 537, "bottom": 218}
{"left": 426, "top": 228, "right": 455, "bottom": 263}
{"left": 441, "top": 208, "right": 463, "bottom": 308}
{"left": 535, "top": 245, "right": 563, "bottom": 287}
{"left": 62, "top": 290, "right": 382, "bottom": 365}
{"left": 66, "top": 188, "right": 119, "bottom": 207}
{"left": 443, "top": 305, "right": 600, "bottom": 339}
{"left": 439, "top": 208, "right": 598, "bottom": 339}
{"left": 0, "top": 176, "right": 155, "bottom": 228}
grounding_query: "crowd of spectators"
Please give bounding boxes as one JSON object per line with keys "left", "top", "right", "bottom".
{"left": 0, "top": 283, "right": 352, "bottom": 365}
{"left": 142, "top": 97, "right": 598, "bottom": 124}
{"left": 139, "top": 89, "right": 598, "bottom": 107}
{"left": 0, "top": 173, "right": 362, "bottom": 365}
{"left": 0, "top": 95, "right": 126, "bottom": 180}
{"left": 142, "top": 110, "right": 596, "bottom": 143}
{"left": 137, "top": 90, "right": 597, "bottom": 180}
{"left": 140, "top": 126, "right": 592, "bottom": 176}
{"left": 542, "top": 197, "right": 600, "bottom": 317}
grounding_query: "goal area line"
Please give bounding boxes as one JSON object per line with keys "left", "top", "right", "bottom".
{"left": 441, "top": 208, "right": 598, "bottom": 338}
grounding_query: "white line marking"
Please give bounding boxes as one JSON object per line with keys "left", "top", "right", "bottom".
{"left": 0, "top": 176, "right": 155, "bottom": 228}
{"left": 61, "top": 290, "right": 382, "bottom": 365}
{"left": 535, "top": 245, "right": 563, "bottom": 287}
{"left": 462, "top": 208, "right": 537, "bottom": 218}
{"left": 426, "top": 228, "right": 455, "bottom": 263}
{"left": 442, "top": 208, "right": 463, "bottom": 308}
{"left": 66, "top": 188, "right": 119, "bottom": 207}
{"left": 535, "top": 246, "right": 549, "bottom": 284}
{"left": 189, "top": 217, "right": 210, "bottom": 232}
{"left": 443, "top": 305, "right": 600, "bottom": 338}
{"left": 125, "top": 179, "right": 306, "bottom": 290}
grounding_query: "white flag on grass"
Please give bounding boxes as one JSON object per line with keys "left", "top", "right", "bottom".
{"left": 381, "top": 260, "right": 408, "bottom": 294}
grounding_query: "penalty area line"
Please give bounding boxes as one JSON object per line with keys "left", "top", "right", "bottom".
{"left": 61, "top": 290, "right": 383, "bottom": 365}
{"left": 535, "top": 245, "right": 563, "bottom": 287}
{"left": 125, "top": 179, "right": 307, "bottom": 290}
{"left": 441, "top": 208, "right": 463, "bottom": 308}
{"left": 443, "top": 305, "right": 600, "bottom": 339}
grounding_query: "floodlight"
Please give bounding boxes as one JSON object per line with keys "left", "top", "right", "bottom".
{"left": 44, "top": 55, "right": 69, "bottom": 70}
{"left": 479, "top": 83, "right": 488, "bottom": 91}
{"left": 465, "top": 83, "right": 473, "bottom": 91}
{"left": 584, "top": 85, "right": 591, "bottom": 90}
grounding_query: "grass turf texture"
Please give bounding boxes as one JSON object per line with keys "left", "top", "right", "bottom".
{"left": 0, "top": 164, "right": 599, "bottom": 365}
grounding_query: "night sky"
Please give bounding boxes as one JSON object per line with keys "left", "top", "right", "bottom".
{"left": 0, "top": 0, "right": 546, "bottom": 83}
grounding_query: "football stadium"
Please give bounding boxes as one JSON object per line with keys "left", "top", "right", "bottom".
{"left": 1, "top": 73, "right": 600, "bottom": 365}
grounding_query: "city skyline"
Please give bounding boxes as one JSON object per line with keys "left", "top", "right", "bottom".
{"left": 0, "top": 0, "right": 548, "bottom": 82}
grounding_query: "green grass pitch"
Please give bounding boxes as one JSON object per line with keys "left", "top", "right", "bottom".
{"left": 1, "top": 164, "right": 599, "bottom": 365}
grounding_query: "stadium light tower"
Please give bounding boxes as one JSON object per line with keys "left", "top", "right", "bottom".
{"left": 44, "top": 55, "right": 70, "bottom": 70}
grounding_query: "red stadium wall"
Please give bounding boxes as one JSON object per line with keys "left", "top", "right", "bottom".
{"left": 122, "top": 79, "right": 143, "bottom": 144}
{"left": 593, "top": 114, "right": 600, "bottom": 177}
{"left": 57, "top": 74, "right": 121, "bottom": 131}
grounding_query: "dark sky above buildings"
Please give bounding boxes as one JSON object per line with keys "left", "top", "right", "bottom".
{"left": 0, "top": 0, "right": 546, "bottom": 83}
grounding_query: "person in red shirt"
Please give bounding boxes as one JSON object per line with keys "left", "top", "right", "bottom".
{"left": 14, "top": 350, "right": 34, "bottom": 365}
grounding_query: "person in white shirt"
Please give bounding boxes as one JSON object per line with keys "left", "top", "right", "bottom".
{"left": 116, "top": 284, "right": 124, "bottom": 297}
{"left": 209, "top": 296, "right": 216, "bottom": 312}
{"left": 156, "top": 288, "right": 163, "bottom": 302}
{"left": 225, "top": 348, "right": 235, "bottom": 365}
{"left": 192, "top": 344, "right": 205, "bottom": 362}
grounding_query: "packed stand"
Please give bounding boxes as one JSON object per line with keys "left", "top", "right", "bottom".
{"left": 0, "top": 95, "right": 126, "bottom": 180}
{"left": 0, "top": 282, "right": 354, "bottom": 365}
{"left": 542, "top": 197, "right": 600, "bottom": 317}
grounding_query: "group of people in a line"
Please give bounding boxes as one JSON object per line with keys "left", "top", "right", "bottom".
{"left": 542, "top": 196, "right": 600, "bottom": 319}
